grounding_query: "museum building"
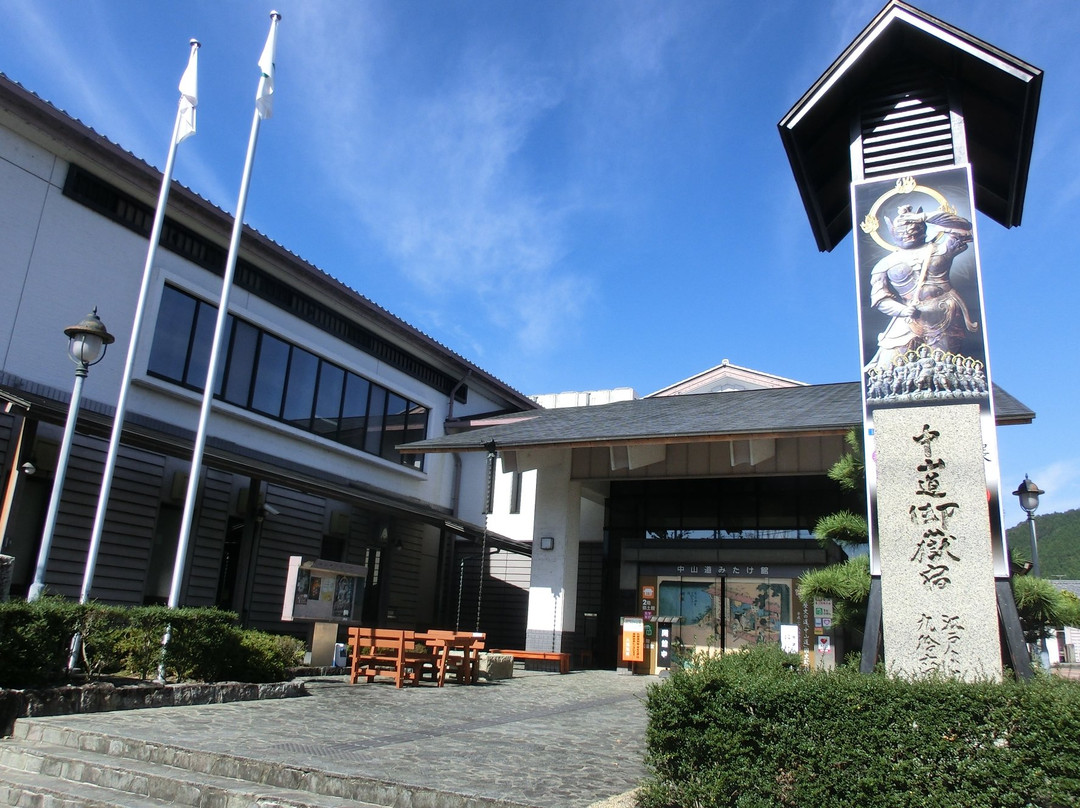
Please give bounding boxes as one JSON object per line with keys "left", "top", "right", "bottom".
{"left": 0, "top": 0, "right": 1041, "bottom": 674}
{"left": 0, "top": 72, "right": 537, "bottom": 647}
{"left": 408, "top": 362, "right": 1034, "bottom": 671}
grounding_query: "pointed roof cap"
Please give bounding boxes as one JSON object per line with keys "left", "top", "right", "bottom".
{"left": 779, "top": 0, "right": 1042, "bottom": 252}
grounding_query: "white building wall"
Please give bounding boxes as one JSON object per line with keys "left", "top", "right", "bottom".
{"left": 1, "top": 97, "right": 536, "bottom": 625}
{"left": 484, "top": 459, "right": 536, "bottom": 542}
{"left": 0, "top": 120, "right": 517, "bottom": 516}
{"left": 525, "top": 448, "right": 580, "bottom": 652}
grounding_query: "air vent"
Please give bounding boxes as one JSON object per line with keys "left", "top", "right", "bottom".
{"left": 861, "top": 75, "right": 955, "bottom": 178}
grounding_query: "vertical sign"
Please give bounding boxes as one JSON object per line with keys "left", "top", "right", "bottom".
{"left": 800, "top": 600, "right": 811, "bottom": 669}
{"left": 621, "top": 617, "right": 645, "bottom": 663}
{"left": 814, "top": 598, "right": 835, "bottom": 670}
{"left": 656, "top": 621, "right": 674, "bottom": 668}
{"left": 853, "top": 166, "right": 1007, "bottom": 680}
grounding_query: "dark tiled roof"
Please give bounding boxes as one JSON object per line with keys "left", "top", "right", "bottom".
{"left": 405, "top": 381, "right": 1033, "bottom": 453}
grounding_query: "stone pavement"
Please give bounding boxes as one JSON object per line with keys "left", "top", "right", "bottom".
{"left": 9, "top": 669, "right": 657, "bottom": 807}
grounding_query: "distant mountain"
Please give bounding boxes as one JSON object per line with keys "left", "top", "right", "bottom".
{"left": 1006, "top": 508, "right": 1080, "bottom": 580}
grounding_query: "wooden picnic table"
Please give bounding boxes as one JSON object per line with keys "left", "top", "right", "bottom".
{"left": 347, "top": 627, "right": 485, "bottom": 687}
{"left": 417, "top": 630, "right": 485, "bottom": 686}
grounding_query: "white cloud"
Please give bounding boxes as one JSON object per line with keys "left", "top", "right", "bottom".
{"left": 284, "top": 4, "right": 605, "bottom": 359}
{"left": 1027, "top": 460, "right": 1080, "bottom": 517}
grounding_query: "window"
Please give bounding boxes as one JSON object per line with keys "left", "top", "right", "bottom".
{"left": 364, "top": 387, "right": 386, "bottom": 456}
{"left": 147, "top": 290, "right": 196, "bottom": 382}
{"left": 147, "top": 285, "right": 429, "bottom": 469}
{"left": 282, "top": 347, "right": 319, "bottom": 430}
{"left": 222, "top": 320, "right": 257, "bottom": 406}
{"left": 312, "top": 363, "right": 345, "bottom": 439}
{"left": 250, "top": 333, "right": 290, "bottom": 416}
{"left": 339, "top": 374, "right": 371, "bottom": 450}
{"left": 381, "top": 393, "right": 408, "bottom": 463}
{"left": 509, "top": 471, "right": 523, "bottom": 514}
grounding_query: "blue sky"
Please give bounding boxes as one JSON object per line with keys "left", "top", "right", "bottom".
{"left": 2, "top": 0, "right": 1078, "bottom": 524}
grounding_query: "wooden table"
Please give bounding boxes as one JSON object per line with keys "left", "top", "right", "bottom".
{"left": 416, "top": 630, "right": 486, "bottom": 685}
{"left": 347, "top": 627, "right": 485, "bottom": 687}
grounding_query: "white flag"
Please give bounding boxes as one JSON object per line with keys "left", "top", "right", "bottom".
{"left": 176, "top": 41, "right": 199, "bottom": 144}
{"left": 255, "top": 14, "right": 280, "bottom": 120}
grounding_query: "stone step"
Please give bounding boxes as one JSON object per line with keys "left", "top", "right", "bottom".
{"left": 10, "top": 718, "right": 531, "bottom": 808}
{"left": 0, "top": 761, "right": 176, "bottom": 807}
{"left": 0, "top": 738, "right": 385, "bottom": 808}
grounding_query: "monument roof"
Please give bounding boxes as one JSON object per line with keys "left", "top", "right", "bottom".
{"left": 779, "top": 0, "right": 1042, "bottom": 252}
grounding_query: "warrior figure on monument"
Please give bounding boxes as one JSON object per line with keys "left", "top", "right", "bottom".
{"left": 867, "top": 204, "right": 978, "bottom": 371}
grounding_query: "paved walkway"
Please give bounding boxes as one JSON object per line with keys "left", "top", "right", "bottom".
{"left": 16, "top": 669, "right": 656, "bottom": 808}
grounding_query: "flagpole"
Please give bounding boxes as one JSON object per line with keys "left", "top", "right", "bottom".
{"left": 76, "top": 39, "right": 200, "bottom": 608}
{"left": 167, "top": 11, "right": 281, "bottom": 614}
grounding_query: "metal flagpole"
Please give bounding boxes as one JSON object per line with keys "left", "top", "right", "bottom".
{"left": 77, "top": 39, "right": 200, "bottom": 610}
{"left": 166, "top": 11, "right": 281, "bottom": 626}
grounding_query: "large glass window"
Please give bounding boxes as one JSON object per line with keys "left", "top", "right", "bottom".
{"left": 147, "top": 285, "right": 428, "bottom": 469}
{"left": 282, "top": 347, "right": 319, "bottom": 430}
{"left": 339, "top": 374, "right": 370, "bottom": 450}
{"left": 250, "top": 333, "right": 290, "bottom": 417}
{"left": 364, "top": 387, "right": 386, "bottom": 456}
{"left": 312, "top": 363, "right": 344, "bottom": 438}
{"left": 381, "top": 393, "right": 408, "bottom": 463}
{"left": 186, "top": 304, "right": 218, "bottom": 391}
{"left": 657, "top": 577, "right": 792, "bottom": 653}
{"left": 608, "top": 477, "right": 860, "bottom": 541}
{"left": 147, "top": 291, "right": 196, "bottom": 382}
{"left": 222, "top": 320, "right": 258, "bottom": 407}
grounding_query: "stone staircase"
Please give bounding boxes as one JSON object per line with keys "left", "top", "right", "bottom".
{"left": 0, "top": 717, "right": 444, "bottom": 808}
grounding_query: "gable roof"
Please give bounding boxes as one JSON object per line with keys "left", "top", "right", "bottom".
{"left": 649, "top": 359, "right": 805, "bottom": 397}
{"left": 779, "top": 0, "right": 1042, "bottom": 252}
{"left": 404, "top": 381, "right": 1033, "bottom": 454}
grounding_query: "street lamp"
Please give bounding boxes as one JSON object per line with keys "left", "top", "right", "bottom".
{"left": 27, "top": 309, "right": 114, "bottom": 601}
{"left": 1013, "top": 475, "right": 1044, "bottom": 577}
{"left": 1013, "top": 474, "right": 1049, "bottom": 668}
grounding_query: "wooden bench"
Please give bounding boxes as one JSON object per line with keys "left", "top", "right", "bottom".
{"left": 348, "top": 627, "right": 433, "bottom": 688}
{"left": 491, "top": 649, "right": 571, "bottom": 674}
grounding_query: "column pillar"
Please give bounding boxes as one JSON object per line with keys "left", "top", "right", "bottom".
{"left": 526, "top": 450, "right": 580, "bottom": 653}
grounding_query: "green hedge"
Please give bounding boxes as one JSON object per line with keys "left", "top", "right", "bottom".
{"left": 640, "top": 645, "right": 1080, "bottom": 808}
{"left": 0, "top": 598, "right": 304, "bottom": 689}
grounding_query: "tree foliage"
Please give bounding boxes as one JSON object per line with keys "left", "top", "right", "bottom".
{"left": 1007, "top": 507, "right": 1080, "bottom": 579}
{"left": 797, "top": 555, "right": 871, "bottom": 627}
{"left": 826, "top": 430, "right": 865, "bottom": 491}
{"left": 813, "top": 510, "right": 868, "bottom": 548}
{"left": 1013, "top": 575, "right": 1080, "bottom": 642}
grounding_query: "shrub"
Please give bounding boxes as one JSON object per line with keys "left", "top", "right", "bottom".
{"left": 76, "top": 603, "right": 131, "bottom": 677}
{"left": 161, "top": 607, "right": 244, "bottom": 682}
{"left": 0, "top": 597, "right": 84, "bottom": 688}
{"left": 639, "top": 644, "right": 1080, "bottom": 808}
{"left": 0, "top": 602, "right": 302, "bottom": 687}
{"left": 232, "top": 631, "right": 306, "bottom": 682}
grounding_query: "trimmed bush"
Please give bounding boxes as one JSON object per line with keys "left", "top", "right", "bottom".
{"left": 0, "top": 600, "right": 304, "bottom": 688}
{"left": 233, "top": 631, "right": 306, "bottom": 683}
{"left": 0, "top": 597, "right": 84, "bottom": 688}
{"left": 640, "top": 645, "right": 1080, "bottom": 808}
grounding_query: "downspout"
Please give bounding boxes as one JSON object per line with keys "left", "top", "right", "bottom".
{"left": 446, "top": 370, "right": 471, "bottom": 519}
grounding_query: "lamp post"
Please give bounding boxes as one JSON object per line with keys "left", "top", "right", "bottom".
{"left": 27, "top": 309, "right": 114, "bottom": 601}
{"left": 1013, "top": 475, "right": 1044, "bottom": 577}
{"left": 1013, "top": 474, "right": 1049, "bottom": 667}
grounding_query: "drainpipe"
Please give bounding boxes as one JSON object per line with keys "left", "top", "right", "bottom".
{"left": 446, "top": 371, "right": 471, "bottom": 519}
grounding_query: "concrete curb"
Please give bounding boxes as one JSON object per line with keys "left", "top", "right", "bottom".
{"left": 0, "top": 679, "right": 307, "bottom": 738}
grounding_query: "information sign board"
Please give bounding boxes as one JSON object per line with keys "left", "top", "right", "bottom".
{"left": 281, "top": 556, "right": 366, "bottom": 624}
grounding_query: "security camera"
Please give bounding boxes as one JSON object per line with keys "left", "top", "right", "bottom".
{"left": 262, "top": 503, "right": 281, "bottom": 517}
{"left": 20, "top": 462, "right": 36, "bottom": 475}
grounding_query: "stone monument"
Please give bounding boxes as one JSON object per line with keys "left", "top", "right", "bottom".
{"left": 779, "top": 1, "right": 1042, "bottom": 678}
